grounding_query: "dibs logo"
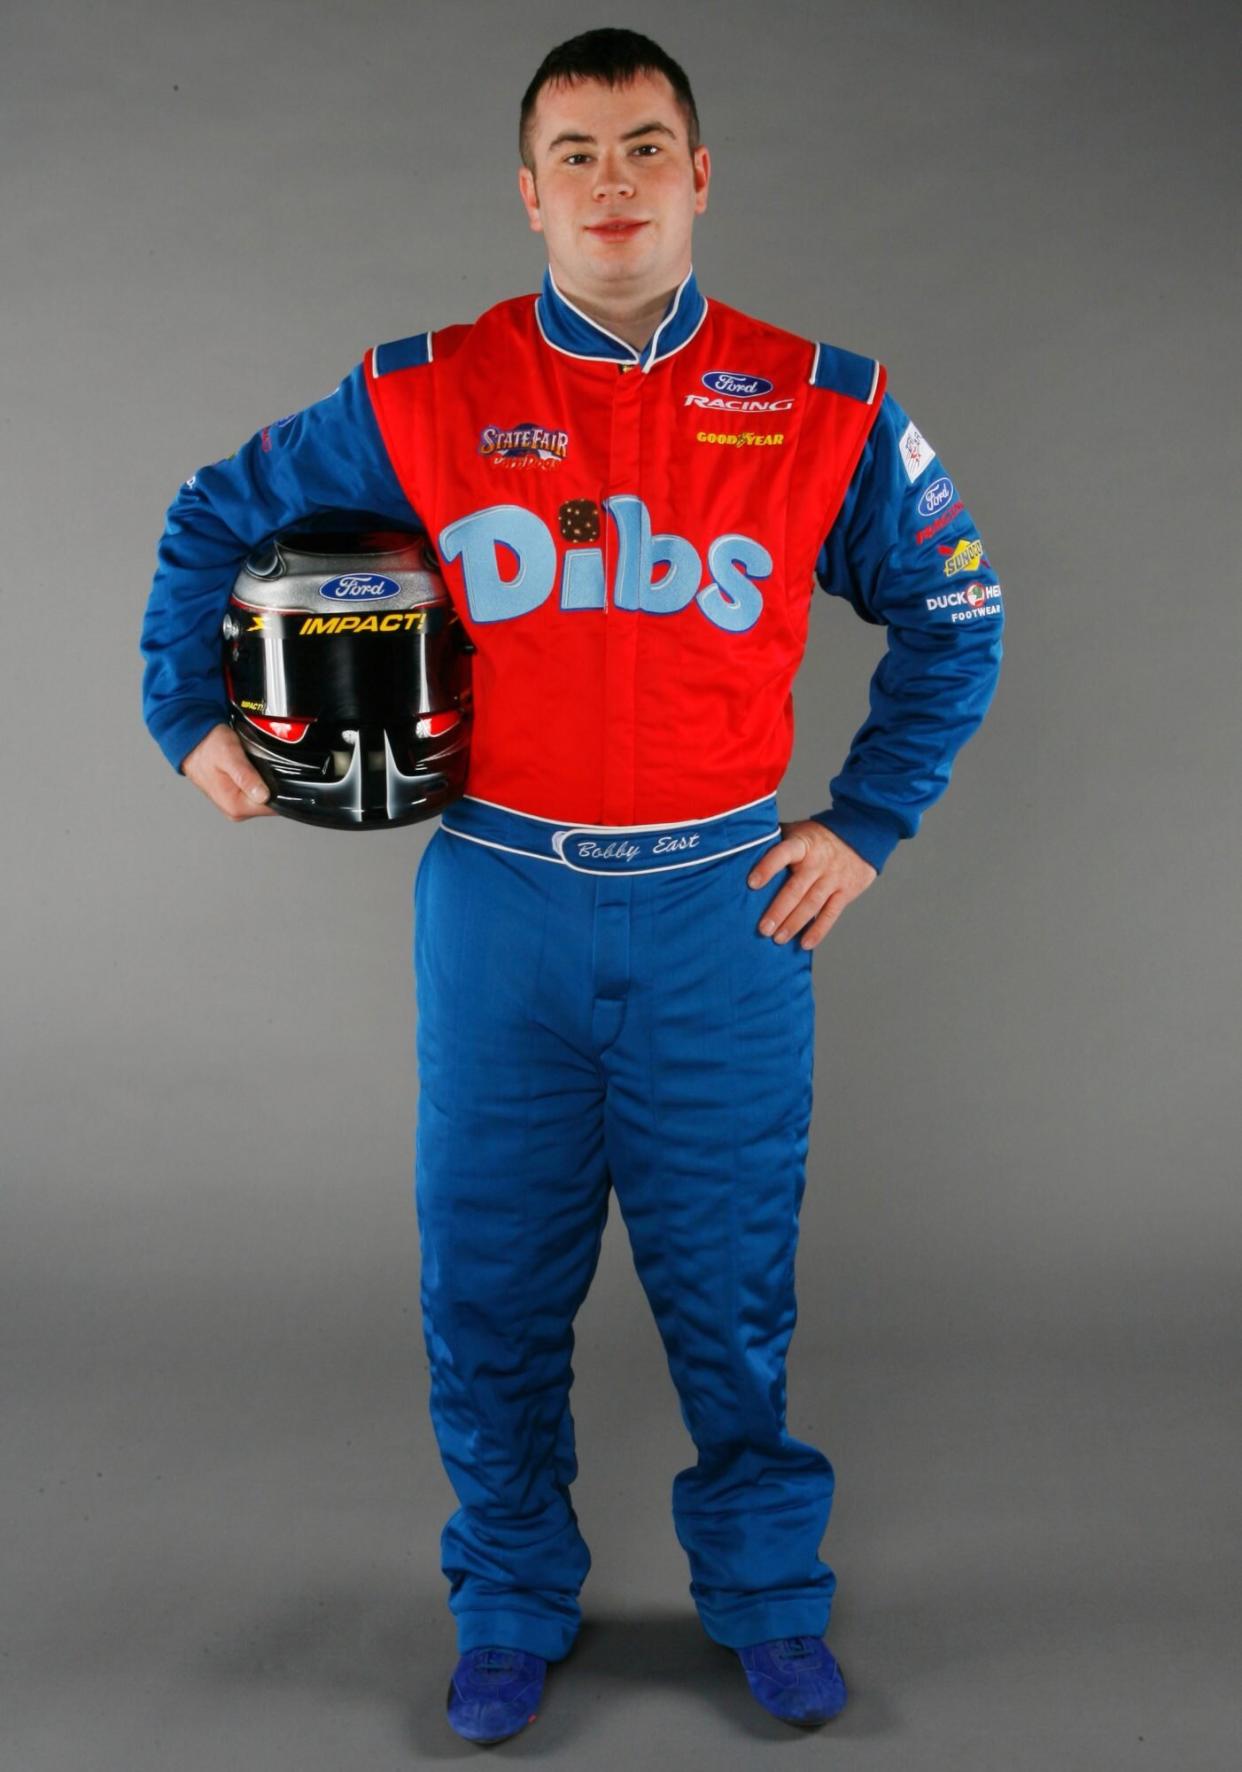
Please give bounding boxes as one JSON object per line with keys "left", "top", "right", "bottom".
{"left": 439, "top": 496, "right": 771, "bottom": 634}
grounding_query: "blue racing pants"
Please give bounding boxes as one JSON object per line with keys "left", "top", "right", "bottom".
{"left": 412, "top": 793, "right": 836, "bottom": 1660}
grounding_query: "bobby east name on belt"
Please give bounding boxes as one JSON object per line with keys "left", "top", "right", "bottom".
{"left": 570, "top": 832, "right": 700, "bottom": 862}
{"left": 440, "top": 796, "right": 784, "bottom": 875}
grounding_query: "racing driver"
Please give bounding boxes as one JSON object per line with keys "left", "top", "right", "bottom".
{"left": 140, "top": 26, "right": 1005, "bottom": 1746}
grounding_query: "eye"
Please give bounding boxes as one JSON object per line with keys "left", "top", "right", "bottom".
{"left": 564, "top": 152, "right": 593, "bottom": 166}
{"left": 632, "top": 143, "right": 661, "bottom": 156}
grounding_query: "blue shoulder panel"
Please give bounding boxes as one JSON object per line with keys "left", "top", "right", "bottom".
{"left": 810, "top": 342, "right": 881, "bottom": 405}
{"left": 372, "top": 331, "right": 433, "bottom": 377}
{"left": 141, "top": 361, "right": 422, "bottom": 774}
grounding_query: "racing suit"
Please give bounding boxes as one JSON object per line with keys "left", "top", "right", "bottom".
{"left": 141, "top": 267, "right": 1004, "bottom": 1659}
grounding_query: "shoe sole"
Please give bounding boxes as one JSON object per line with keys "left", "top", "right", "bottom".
{"left": 445, "top": 1679, "right": 539, "bottom": 1745}
{"left": 782, "top": 1708, "right": 845, "bottom": 1728}
{"left": 445, "top": 1718, "right": 538, "bottom": 1745}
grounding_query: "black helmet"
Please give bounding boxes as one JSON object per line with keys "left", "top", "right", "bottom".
{"left": 223, "top": 513, "right": 472, "bottom": 829}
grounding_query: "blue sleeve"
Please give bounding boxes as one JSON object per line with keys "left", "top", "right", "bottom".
{"left": 139, "top": 362, "right": 421, "bottom": 773}
{"left": 810, "top": 390, "right": 1004, "bottom": 873}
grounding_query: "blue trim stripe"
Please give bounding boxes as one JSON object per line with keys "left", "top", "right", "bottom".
{"left": 810, "top": 342, "right": 880, "bottom": 404}
{"left": 372, "top": 331, "right": 432, "bottom": 377}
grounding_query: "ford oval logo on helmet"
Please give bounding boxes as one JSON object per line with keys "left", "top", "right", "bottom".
{"left": 702, "top": 369, "right": 775, "bottom": 398}
{"left": 917, "top": 476, "right": 956, "bottom": 520}
{"left": 318, "top": 573, "right": 401, "bottom": 602}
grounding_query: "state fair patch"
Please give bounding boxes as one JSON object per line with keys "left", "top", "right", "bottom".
{"left": 898, "top": 419, "right": 935, "bottom": 483}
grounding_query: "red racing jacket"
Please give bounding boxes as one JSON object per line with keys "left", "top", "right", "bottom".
{"left": 141, "top": 268, "right": 1004, "bottom": 871}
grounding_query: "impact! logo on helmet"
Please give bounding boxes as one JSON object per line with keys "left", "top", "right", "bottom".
{"left": 223, "top": 514, "right": 474, "bottom": 830}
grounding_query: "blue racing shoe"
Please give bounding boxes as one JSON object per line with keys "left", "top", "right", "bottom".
{"left": 446, "top": 1646, "right": 547, "bottom": 1745}
{"left": 737, "top": 1635, "right": 848, "bottom": 1727}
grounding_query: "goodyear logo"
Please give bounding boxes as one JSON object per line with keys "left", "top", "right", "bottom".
{"left": 696, "top": 429, "right": 786, "bottom": 448}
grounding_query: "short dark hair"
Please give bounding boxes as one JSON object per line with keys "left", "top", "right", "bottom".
{"left": 519, "top": 28, "right": 700, "bottom": 171}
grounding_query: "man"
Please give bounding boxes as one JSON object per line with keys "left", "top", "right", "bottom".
{"left": 141, "top": 27, "right": 1003, "bottom": 1745}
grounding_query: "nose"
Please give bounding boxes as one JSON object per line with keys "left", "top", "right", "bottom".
{"left": 592, "top": 149, "right": 634, "bottom": 201}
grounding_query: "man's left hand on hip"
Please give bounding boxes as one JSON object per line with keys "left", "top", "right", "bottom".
{"left": 748, "top": 820, "right": 877, "bottom": 950}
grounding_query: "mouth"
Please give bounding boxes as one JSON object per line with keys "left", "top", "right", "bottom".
{"left": 585, "top": 220, "right": 648, "bottom": 240}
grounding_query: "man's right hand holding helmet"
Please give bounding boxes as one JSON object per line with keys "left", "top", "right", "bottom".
{"left": 182, "top": 724, "right": 276, "bottom": 821}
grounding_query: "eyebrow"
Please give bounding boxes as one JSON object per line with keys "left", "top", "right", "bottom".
{"left": 546, "top": 120, "right": 678, "bottom": 152}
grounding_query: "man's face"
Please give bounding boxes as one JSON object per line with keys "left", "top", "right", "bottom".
{"left": 518, "top": 71, "right": 710, "bottom": 305}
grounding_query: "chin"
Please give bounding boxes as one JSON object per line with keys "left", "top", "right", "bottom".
{"left": 589, "top": 257, "right": 647, "bottom": 280}
{"left": 585, "top": 246, "right": 656, "bottom": 280}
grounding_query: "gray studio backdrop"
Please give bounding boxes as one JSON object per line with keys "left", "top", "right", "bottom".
{"left": 3, "top": 2, "right": 1238, "bottom": 1768}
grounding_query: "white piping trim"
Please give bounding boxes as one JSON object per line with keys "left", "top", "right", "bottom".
{"left": 368, "top": 333, "right": 432, "bottom": 378}
{"left": 808, "top": 341, "right": 881, "bottom": 405}
{"left": 456, "top": 789, "right": 779, "bottom": 830}
{"left": 547, "top": 270, "right": 640, "bottom": 360}
{"left": 642, "top": 267, "right": 692, "bottom": 367}
{"left": 533, "top": 300, "right": 634, "bottom": 364}
{"left": 440, "top": 823, "right": 781, "bottom": 875}
{"left": 642, "top": 295, "right": 708, "bottom": 371}
{"left": 537, "top": 267, "right": 708, "bottom": 370}
{"left": 439, "top": 827, "right": 564, "bottom": 864}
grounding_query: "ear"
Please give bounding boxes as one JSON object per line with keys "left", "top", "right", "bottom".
{"left": 692, "top": 145, "right": 711, "bottom": 217}
{"left": 518, "top": 165, "right": 543, "bottom": 235}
